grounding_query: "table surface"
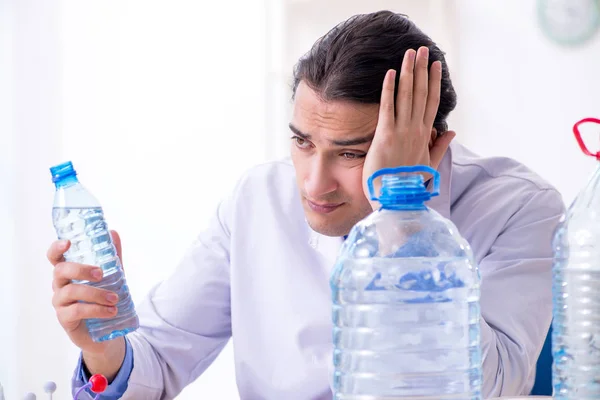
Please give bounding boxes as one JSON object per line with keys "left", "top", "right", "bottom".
{"left": 490, "top": 397, "right": 552, "bottom": 399}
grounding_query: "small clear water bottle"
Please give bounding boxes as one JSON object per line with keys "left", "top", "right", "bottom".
{"left": 552, "top": 117, "right": 600, "bottom": 399}
{"left": 50, "top": 161, "right": 139, "bottom": 342}
{"left": 330, "top": 165, "right": 482, "bottom": 399}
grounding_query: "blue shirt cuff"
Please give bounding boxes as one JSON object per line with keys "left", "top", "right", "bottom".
{"left": 73, "top": 337, "right": 134, "bottom": 399}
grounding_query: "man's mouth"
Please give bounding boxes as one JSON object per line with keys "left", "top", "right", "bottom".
{"left": 306, "top": 199, "right": 344, "bottom": 214}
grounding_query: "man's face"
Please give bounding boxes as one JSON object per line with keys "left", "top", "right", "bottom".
{"left": 290, "top": 81, "right": 379, "bottom": 237}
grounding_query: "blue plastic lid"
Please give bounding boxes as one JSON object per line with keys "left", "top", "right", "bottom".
{"left": 50, "top": 161, "right": 77, "bottom": 183}
{"left": 368, "top": 165, "right": 439, "bottom": 209}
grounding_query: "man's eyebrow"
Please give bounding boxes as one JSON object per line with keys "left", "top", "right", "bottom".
{"left": 330, "top": 133, "right": 375, "bottom": 146}
{"left": 289, "top": 123, "right": 374, "bottom": 146}
{"left": 289, "top": 123, "right": 310, "bottom": 140}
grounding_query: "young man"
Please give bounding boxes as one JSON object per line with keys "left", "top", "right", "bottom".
{"left": 47, "top": 11, "right": 565, "bottom": 399}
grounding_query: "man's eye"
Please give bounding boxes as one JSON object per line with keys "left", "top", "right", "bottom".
{"left": 341, "top": 153, "right": 365, "bottom": 160}
{"left": 292, "top": 136, "right": 310, "bottom": 149}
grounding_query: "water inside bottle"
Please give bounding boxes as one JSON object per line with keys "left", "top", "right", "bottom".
{"left": 52, "top": 207, "right": 138, "bottom": 342}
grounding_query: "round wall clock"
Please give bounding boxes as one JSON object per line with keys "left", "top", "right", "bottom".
{"left": 537, "top": 0, "right": 600, "bottom": 46}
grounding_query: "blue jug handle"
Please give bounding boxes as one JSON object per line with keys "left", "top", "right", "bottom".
{"left": 367, "top": 165, "right": 440, "bottom": 201}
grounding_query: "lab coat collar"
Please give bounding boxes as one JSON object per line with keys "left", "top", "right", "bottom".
{"left": 427, "top": 144, "right": 453, "bottom": 221}
{"left": 306, "top": 146, "right": 453, "bottom": 263}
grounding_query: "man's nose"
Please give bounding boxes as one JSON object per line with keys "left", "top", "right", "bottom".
{"left": 304, "top": 158, "right": 338, "bottom": 199}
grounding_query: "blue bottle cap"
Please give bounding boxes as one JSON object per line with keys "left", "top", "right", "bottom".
{"left": 50, "top": 161, "right": 77, "bottom": 183}
{"left": 368, "top": 165, "right": 439, "bottom": 209}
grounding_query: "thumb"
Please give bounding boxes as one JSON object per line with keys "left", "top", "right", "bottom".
{"left": 430, "top": 130, "right": 456, "bottom": 170}
{"left": 110, "top": 230, "right": 123, "bottom": 266}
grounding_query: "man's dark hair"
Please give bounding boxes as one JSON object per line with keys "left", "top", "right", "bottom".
{"left": 292, "top": 10, "right": 457, "bottom": 133}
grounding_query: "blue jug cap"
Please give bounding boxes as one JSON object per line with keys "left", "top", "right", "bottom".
{"left": 367, "top": 165, "right": 440, "bottom": 209}
{"left": 50, "top": 161, "right": 77, "bottom": 183}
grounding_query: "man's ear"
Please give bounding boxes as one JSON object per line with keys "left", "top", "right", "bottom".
{"left": 429, "top": 128, "right": 437, "bottom": 148}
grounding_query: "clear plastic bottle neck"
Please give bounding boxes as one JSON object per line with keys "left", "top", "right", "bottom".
{"left": 571, "top": 164, "right": 600, "bottom": 214}
{"left": 54, "top": 175, "right": 80, "bottom": 189}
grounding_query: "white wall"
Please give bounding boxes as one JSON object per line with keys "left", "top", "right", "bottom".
{"left": 455, "top": 0, "right": 600, "bottom": 205}
{"left": 59, "top": 2, "right": 269, "bottom": 399}
{"left": 0, "top": 0, "right": 17, "bottom": 398}
{"left": 1, "top": 1, "right": 69, "bottom": 399}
